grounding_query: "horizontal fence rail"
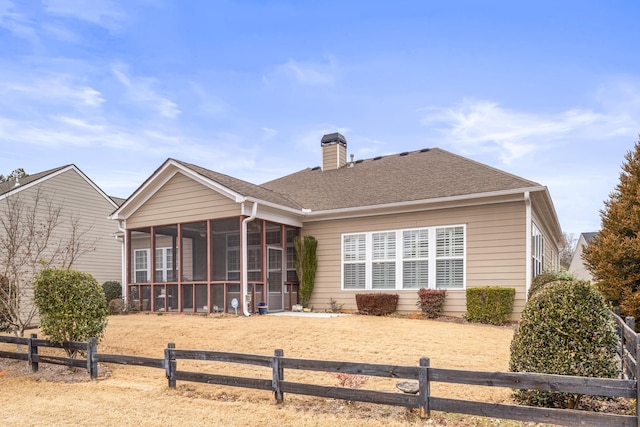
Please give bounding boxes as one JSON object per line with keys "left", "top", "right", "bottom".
{"left": 612, "top": 310, "right": 639, "bottom": 381}
{"left": 0, "top": 333, "right": 638, "bottom": 427}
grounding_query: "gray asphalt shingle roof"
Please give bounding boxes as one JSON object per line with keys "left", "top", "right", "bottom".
{"left": 260, "top": 148, "right": 540, "bottom": 211}
{"left": 0, "top": 165, "right": 70, "bottom": 197}
{"left": 173, "top": 159, "right": 303, "bottom": 210}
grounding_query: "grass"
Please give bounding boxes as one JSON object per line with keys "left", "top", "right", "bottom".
{"left": 0, "top": 313, "right": 561, "bottom": 426}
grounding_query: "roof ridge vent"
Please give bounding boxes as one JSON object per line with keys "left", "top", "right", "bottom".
{"left": 420, "top": 148, "right": 431, "bottom": 153}
{"left": 311, "top": 166, "right": 321, "bottom": 171}
{"left": 373, "top": 156, "right": 382, "bottom": 161}
{"left": 399, "top": 152, "right": 409, "bottom": 156}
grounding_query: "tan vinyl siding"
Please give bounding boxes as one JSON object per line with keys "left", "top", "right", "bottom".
{"left": 322, "top": 145, "right": 338, "bottom": 171}
{"left": 302, "top": 200, "right": 527, "bottom": 318}
{"left": 7, "top": 169, "right": 122, "bottom": 323}
{"left": 14, "top": 169, "right": 122, "bottom": 285}
{"left": 127, "top": 173, "right": 241, "bottom": 228}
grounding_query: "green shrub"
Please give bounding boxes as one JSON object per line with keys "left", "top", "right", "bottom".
{"left": 108, "top": 298, "right": 125, "bottom": 315}
{"left": 34, "top": 268, "right": 108, "bottom": 358}
{"left": 355, "top": 293, "right": 398, "bottom": 316}
{"left": 528, "top": 270, "right": 573, "bottom": 299}
{"left": 294, "top": 235, "right": 318, "bottom": 307}
{"left": 102, "top": 281, "right": 122, "bottom": 305}
{"left": 465, "top": 287, "right": 515, "bottom": 325}
{"left": 509, "top": 280, "right": 619, "bottom": 409}
{"left": 416, "top": 289, "right": 446, "bottom": 318}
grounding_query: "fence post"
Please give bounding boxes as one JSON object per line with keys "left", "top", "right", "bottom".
{"left": 28, "top": 333, "right": 38, "bottom": 373}
{"left": 418, "top": 357, "right": 430, "bottom": 419}
{"left": 87, "top": 337, "right": 98, "bottom": 379}
{"left": 636, "top": 339, "right": 640, "bottom": 427}
{"left": 165, "top": 343, "right": 176, "bottom": 388}
{"left": 273, "top": 349, "right": 284, "bottom": 404}
{"left": 626, "top": 316, "right": 635, "bottom": 332}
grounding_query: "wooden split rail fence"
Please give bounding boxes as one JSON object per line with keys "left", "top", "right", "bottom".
{"left": 613, "top": 309, "right": 639, "bottom": 381}
{"left": 0, "top": 333, "right": 639, "bottom": 427}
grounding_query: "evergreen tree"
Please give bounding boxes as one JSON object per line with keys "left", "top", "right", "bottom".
{"left": 0, "top": 168, "right": 27, "bottom": 183}
{"left": 583, "top": 137, "right": 640, "bottom": 318}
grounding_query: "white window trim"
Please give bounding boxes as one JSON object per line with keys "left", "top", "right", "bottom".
{"left": 341, "top": 224, "right": 466, "bottom": 291}
{"left": 531, "top": 223, "right": 544, "bottom": 279}
{"left": 134, "top": 247, "right": 173, "bottom": 283}
{"left": 134, "top": 248, "right": 149, "bottom": 283}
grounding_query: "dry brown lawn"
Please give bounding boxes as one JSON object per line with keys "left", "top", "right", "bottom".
{"left": 0, "top": 313, "right": 550, "bottom": 426}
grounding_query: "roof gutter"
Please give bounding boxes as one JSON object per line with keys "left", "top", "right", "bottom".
{"left": 241, "top": 201, "right": 258, "bottom": 317}
{"left": 303, "top": 186, "right": 548, "bottom": 221}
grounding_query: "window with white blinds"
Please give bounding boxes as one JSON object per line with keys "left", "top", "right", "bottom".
{"left": 403, "top": 229, "right": 429, "bottom": 289}
{"left": 342, "top": 225, "right": 465, "bottom": 291}
{"left": 372, "top": 232, "right": 396, "bottom": 289}
{"left": 435, "top": 227, "right": 464, "bottom": 289}
{"left": 343, "top": 233, "right": 366, "bottom": 289}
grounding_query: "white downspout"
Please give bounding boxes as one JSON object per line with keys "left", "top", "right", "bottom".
{"left": 524, "top": 192, "right": 532, "bottom": 299}
{"left": 241, "top": 202, "right": 258, "bottom": 316}
{"left": 116, "top": 219, "right": 127, "bottom": 304}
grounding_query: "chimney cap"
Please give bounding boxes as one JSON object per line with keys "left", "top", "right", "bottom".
{"left": 321, "top": 132, "right": 347, "bottom": 147}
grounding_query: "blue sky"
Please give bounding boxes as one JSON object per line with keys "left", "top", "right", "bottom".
{"left": 1, "top": 1, "right": 639, "bottom": 238}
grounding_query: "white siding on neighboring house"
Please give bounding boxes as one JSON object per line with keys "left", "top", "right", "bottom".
{"left": 569, "top": 233, "right": 596, "bottom": 282}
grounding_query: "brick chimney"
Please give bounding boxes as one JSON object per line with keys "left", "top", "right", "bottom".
{"left": 321, "top": 132, "right": 347, "bottom": 171}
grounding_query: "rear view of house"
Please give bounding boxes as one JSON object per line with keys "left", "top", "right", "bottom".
{"left": 110, "top": 133, "right": 563, "bottom": 319}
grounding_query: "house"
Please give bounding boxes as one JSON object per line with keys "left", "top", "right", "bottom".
{"left": 109, "top": 133, "right": 563, "bottom": 318}
{"left": 0, "top": 165, "right": 123, "bottom": 322}
{"left": 568, "top": 232, "right": 597, "bottom": 282}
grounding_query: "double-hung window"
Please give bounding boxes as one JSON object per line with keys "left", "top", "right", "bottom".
{"left": 134, "top": 247, "right": 174, "bottom": 283}
{"left": 155, "top": 247, "right": 174, "bottom": 282}
{"left": 402, "top": 229, "right": 429, "bottom": 289}
{"left": 435, "top": 227, "right": 464, "bottom": 289}
{"left": 343, "top": 234, "right": 366, "bottom": 289}
{"left": 342, "top": 225, "right": 465, "bottom": 290}
{"left": 372, "top": 232, "right": 396, "bottom": 289}
{"left": 531, "top": 223, "right": 544, "bottom": 278}
{"left": 134, "top": 249, "right": 149, "bottom": 283}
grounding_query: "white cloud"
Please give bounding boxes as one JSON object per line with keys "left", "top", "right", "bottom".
{"left": 266, "top": 57, "right": 338, "bottom": 87}
{"left": 420, "top": 97, "right": 636, "bottom": 164}
{"left": 43, "top": 0, "right": 126, "bottom": 32}
{"left": 261, "top": 127, "right": 278, "bottom": 140}
{"left": 112, "top": 65, "right": 181, "bottom": 119}
{"left": 0, "top": 0, "right": 39, "bottom": 45}
{"left": 1, "top": 73, "right": 104, "bottom": 107}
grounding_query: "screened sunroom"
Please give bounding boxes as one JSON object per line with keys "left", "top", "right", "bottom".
{"left": 126, "top": 217, "right": 300, "bottom": 314}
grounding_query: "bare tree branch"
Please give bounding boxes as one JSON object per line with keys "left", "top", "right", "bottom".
{"left": 0, "top": 188, "right": 96, "bottom": 337}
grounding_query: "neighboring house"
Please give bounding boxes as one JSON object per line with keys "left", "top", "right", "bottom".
{"left": 0, "top": 165, "right": 123, "bottom": 320}
{"left": 568, "top": 232, "right": 597, "bottom": 282}
{"left": 110, "top": 133, "right": 563, "bottom": 318}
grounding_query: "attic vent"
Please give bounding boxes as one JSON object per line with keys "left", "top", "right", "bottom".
{"left": 399, "top": 152, "right": 409, "bottom": 156}
{"left": 355, "top": 159, "right": 364, "bottom": 164}
{"left": 373, "top": 156, "right": 382, "bottom": 161}
{"left": 311, "top": 166, "right": 321, "bottom": 171}
{"left": 420, "top": 148, "right": 431, "bottom": 153}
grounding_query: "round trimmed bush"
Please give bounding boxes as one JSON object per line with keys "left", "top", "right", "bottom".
{"left": 102, "top": 280, "right": 122, "bottom": 305}
{"left": 34, "top": 268, "right": 108, "bottom": 357}
{"left": 527, "top": 270, "right": 573, "bottom": 299}
{"left": 510, "top": 280, "right": 619, "bottom": 409}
